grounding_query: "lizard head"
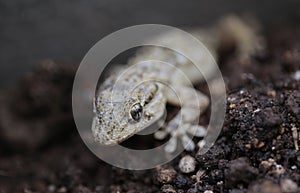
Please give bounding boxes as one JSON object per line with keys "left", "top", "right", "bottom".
{"left": 92, "top": 82, "right": 166, "bottom": 145}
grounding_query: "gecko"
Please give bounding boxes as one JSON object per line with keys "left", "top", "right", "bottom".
{"left": 92, "top": 15, "right": 264, "bottom": 153}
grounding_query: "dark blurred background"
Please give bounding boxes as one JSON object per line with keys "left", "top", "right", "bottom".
{"left": 0, "top": 0, "right": 300, "bottom": 88}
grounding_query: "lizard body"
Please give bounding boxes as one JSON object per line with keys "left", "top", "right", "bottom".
{"left": 92, "top": 15, "right": 263, "bottom": 152}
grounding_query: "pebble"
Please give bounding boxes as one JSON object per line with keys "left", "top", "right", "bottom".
{"left": 73, "top": 185, "right": 92, "bottom": 193}
{"left": 225, "top": 157, "right": 258, "bottom": 188}
{"left": 260, "top": 158, "right": 285, "bottom": 176}
{"left": 291, "top": 165, "right": 297, "bottom": 170}
{"left": 161, "top": 184, "right": 176, "bottom": 193}
{"left": 294, "top": 70, "right": 300, "bottom": 80}
{"left": 179, "top": 155, "right": 196, "bottom": 173}
{"left": 248, "top": 180, "right": 281, "bottom": 193}
{"left": 156, "top": 167, "right": 177, "bottom": 184}
{"left": 48, "top": 185, "right": 56, "bottom": 192}
{"left": 280, "top": 178, "right": 298, "bottom": 193}
{"left": 57, "top": 187, "right": 67, "bottom": 193}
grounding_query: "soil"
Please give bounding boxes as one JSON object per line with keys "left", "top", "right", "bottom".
{"left": 0, "top": 24, "right": 299, "bottom": 193}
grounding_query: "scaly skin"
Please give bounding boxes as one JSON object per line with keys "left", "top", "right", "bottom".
{"left": 92, "top": 15, "right": 264, "bottom": 152}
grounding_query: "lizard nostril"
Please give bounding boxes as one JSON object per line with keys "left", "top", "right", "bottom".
{"left": 144, "top": 112, "right": 152, "bottom": 120}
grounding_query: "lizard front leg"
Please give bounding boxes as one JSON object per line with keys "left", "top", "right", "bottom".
{"left": 155, "top": 86, "right": 209, "bottom": 153}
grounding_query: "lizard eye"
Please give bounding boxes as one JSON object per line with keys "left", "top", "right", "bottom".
{"left": 130, "top": 102, "right": 143, "bottom": 121}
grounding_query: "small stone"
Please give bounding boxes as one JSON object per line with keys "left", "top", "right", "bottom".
{"left": 245, "top": 144, "right": 252, "bottom": 149}
{"left": 294, "top": 70, "right": 300, "bottom": 80}
{"left": 179, "top": 155, "right": 196, "bottom": 173}
{"left": 267, "top": 90, "right": 276, "bottom": 97}
{"left": 257, "top": 141, "right": 265, "bottom": 149}
{"left": 260, "top": 159, "right": 275, "bottom": 170}
{"left": 161, "top": 184, "right": 176, "bottom": 193}
{"left": 73, "top": 185, "right": 92, "bottom": 193}
{"left": 230, "top": 103, "right": 236, "bottom": 109}
{"left": 248, "top": 180, "right": 281, "bottom": 193}
{"left": 280, "top": 178, "right": 298, "bottom": 193}
{"left": 48, "top": 185, "right": 56, "bottom": 192}
{"left": 24, "top": 189, "right": 34, "bottom": 193}
{"left": 225, "top": 157, "right": 258, "bottom": 188}
{"left": 156, "top": 167, "right": 177, "bottom": 184}
{"left": 272, "top": 146, "right": 276, "bottom": 150}
{"left": 204, "top": 190, "right": 213, "bottom": 193}
{"left": 57, "top": 187, "right": 67, "bottom": 193}
{"left": 259, "top": 158, "right": 285, "bottom": 176}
